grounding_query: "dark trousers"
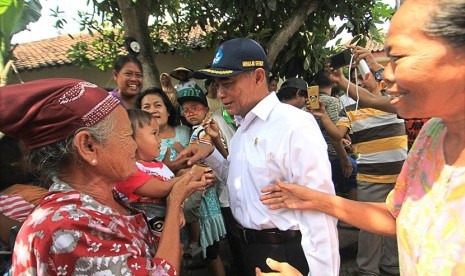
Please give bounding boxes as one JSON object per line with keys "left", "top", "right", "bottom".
{"left": 220, "top": 207, "right": 246, "bottom": 275}
{"left": 236, "top": 227, "right": 309, "bottom": 276}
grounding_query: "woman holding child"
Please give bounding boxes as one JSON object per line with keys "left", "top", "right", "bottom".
{"left": 1, "top": 79, "right": 210, "bottom": 275}
{"left": 137, "top": 87, "right": 191, "bottom": 173}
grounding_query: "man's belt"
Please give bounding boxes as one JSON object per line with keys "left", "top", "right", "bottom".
{"left": 234, "top": 224, "right": 301, "bottom": 244}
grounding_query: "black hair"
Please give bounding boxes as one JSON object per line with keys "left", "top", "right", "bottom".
{"left": 331, "top": 85, "right": 342, "bottom": 97}
{"left": 277, "top": 87, "right": 307, "bottom": 101}
{"left": 0, "top": 136, "right": 36, "bottom": 189}
{"left": 136, "top": 87, "right": 180, "bottom": 127}
{"left": 113, "top": 55, "right": 143, "bottom": 73}
{"left": 313, "top": 70, "right": 332, "bottom": 87}
{"left": 126, "top": 109, "right": 153, "bottom": 138}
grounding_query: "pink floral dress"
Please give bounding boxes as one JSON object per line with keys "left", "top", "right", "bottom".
{"left": 386, "top": 118, "right": 465, "bottom": 275}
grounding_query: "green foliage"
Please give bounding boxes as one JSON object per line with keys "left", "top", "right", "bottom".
{"left": 59, "top": 0, "right": 394, "bottom": 80}
{"left": 0, "top": 0, "right": 41, "bottom": 85}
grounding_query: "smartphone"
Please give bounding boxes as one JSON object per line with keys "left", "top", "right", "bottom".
{"left": 329, "top": 48, "right": 352, "bottom": 69}
{"left": 307, "top": 86, "right": 320, "bottom": 109}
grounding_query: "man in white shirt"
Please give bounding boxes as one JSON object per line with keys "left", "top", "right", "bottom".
{"left": 178, "top": 38, "right": 339, "bottom": 276}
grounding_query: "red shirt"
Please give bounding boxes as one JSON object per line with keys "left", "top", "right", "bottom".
{"left": 12, "top": 181, "right": 176, "bottom": 276}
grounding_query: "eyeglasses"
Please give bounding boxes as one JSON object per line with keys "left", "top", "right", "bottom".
{"left": 182, "top": 104, "right": 204, "bottom": 115}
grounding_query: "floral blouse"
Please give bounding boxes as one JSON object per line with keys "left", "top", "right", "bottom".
{"left": 12, "top": 180, "right": 176, "bottom": 275}
{"left": 386, "top": 118, "right": 465, "bottom": 275}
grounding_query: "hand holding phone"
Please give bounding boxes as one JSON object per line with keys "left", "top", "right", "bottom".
{"left": 307, "top": 86, "right": 320, "bottom": 109}
{"left": 329, "top": 49, "right": 352, "bottom": 69}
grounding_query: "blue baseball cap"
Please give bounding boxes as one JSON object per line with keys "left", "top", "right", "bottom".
{"left": 194, "top": 38, "right": 270, "bottom": 79}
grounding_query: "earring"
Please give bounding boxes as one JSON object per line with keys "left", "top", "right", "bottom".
{"left": 91, "top": 159, "right": 97, "bottom": 165}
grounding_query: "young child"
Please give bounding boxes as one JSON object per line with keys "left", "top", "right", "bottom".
{"left": 114, "top": 109, "right": 211, "bottom": 242}
{"left": 177, "top": 87, "right": 227, "bottom": 276}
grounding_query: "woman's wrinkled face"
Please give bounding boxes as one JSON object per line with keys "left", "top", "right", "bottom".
{"left": 141, "top": 94, "right": 170, "bottom": 128}
{"left": 134, "top": 118, "right": 161, "bottom": 161}
{"left": 113, "top": 62, "right": 143, "bottom": 97}
{"left": 383, "top": 0, "right": 465, "bottom": 119}
{"left": 97, "top": 107, "right": 138, "bottom": 181}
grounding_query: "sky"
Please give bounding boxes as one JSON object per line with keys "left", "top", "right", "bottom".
{"left": 11, "top": 0, "right": 93, "bottom": 44}
{"left": 11, "top": 0, "right": 397, "bottom": 45}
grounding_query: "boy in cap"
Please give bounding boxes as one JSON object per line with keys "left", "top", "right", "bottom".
{"left": 276, "top": 77, "right": 308, "bottom": 109}
{"left": 178, "top": 38, "right": 339, "bottom": 276}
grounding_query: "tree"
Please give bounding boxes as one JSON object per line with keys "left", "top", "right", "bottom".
{"left": 58, "top": 0, "right": 394, "bottom": 85}
{"left": 0, "top": 0, "right": 41, "bottom": 86}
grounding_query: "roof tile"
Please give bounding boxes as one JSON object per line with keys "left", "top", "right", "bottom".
{"left": 12, "top": 33, "right": 96, "bottom": 71}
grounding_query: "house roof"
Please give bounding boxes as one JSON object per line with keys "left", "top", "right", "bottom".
{"left": 13, "top": 31, "right": 386, "bottom": 72}
{"left": 12, "top": 26, "right": 209, "bottom": 72}
{"left": 12, "top": 33, "right": 96, "bottom": 72}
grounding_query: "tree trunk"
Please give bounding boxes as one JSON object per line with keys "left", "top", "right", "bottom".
{"left": 116, "top": 0, "right": 160, "bottom": 88}
{"left": 266, "top": 0, "right": 319, "bottom": 66}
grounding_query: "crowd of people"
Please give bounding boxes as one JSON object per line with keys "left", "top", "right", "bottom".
{"left": 0, "top": 0, "right": 464, "bottom": 275}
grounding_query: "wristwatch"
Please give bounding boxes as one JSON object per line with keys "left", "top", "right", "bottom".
{"left": 374, "top": 68, "right": 384, "bottom": 82}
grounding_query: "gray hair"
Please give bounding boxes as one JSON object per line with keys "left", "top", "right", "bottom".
{"left": 423, "top": 0, "right": 465, "bottom": 48}
{"left": 27, "top": 115, "right": 116, "bottom": 187}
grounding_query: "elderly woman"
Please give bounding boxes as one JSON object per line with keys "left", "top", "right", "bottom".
{"left": 259, "top": 0, "right": 465, "bottom": 275}
{"left": 0, "top": 79, "right": 210, "bottom": 275}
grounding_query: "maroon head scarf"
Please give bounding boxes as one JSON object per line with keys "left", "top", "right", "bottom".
{"left": 0, "top": 78, "right": 120, "bottom": 149}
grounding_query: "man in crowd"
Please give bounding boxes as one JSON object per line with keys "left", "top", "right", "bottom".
{"left": 177, "top": 38, "right": 339, "bottom": 276}
{"left": 314, "top": 49, "right": 407, "bottom": 275}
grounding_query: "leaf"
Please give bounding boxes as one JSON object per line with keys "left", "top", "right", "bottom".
{"left": 267, "top": 0, "right": 277, "bottom": 11}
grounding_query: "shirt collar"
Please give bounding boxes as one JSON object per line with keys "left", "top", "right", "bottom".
{"left": 235, "top": 92, "right": 278, "bottom": 130}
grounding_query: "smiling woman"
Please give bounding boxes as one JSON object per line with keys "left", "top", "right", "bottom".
{"left": 137, "top": 87, "right": 191, "bottom": 173}
{"left": 110, "top": 55, "right": 144, "bottom": 109}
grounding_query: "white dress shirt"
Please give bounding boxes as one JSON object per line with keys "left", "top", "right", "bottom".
{"left": 212, "top": 108, "right": 237, "bottom": 208}
{"left": 206, "top": 92, "right": 340, "bottom": 275}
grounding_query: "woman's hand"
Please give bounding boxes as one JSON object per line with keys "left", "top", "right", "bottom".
{"left": 260, "top": 179, "right": 317, "bottom": 210}
{"left": 179, "top": 209, "right": 186, "bottom": 228}
{"left": 190, "top": 164, "right": 216, "bottom": 188}
{"left": 255, "top": 258, "right": 303, "bottom": 276}
{"left": 167, "top": 171, "right": 208, "bottom": 207}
